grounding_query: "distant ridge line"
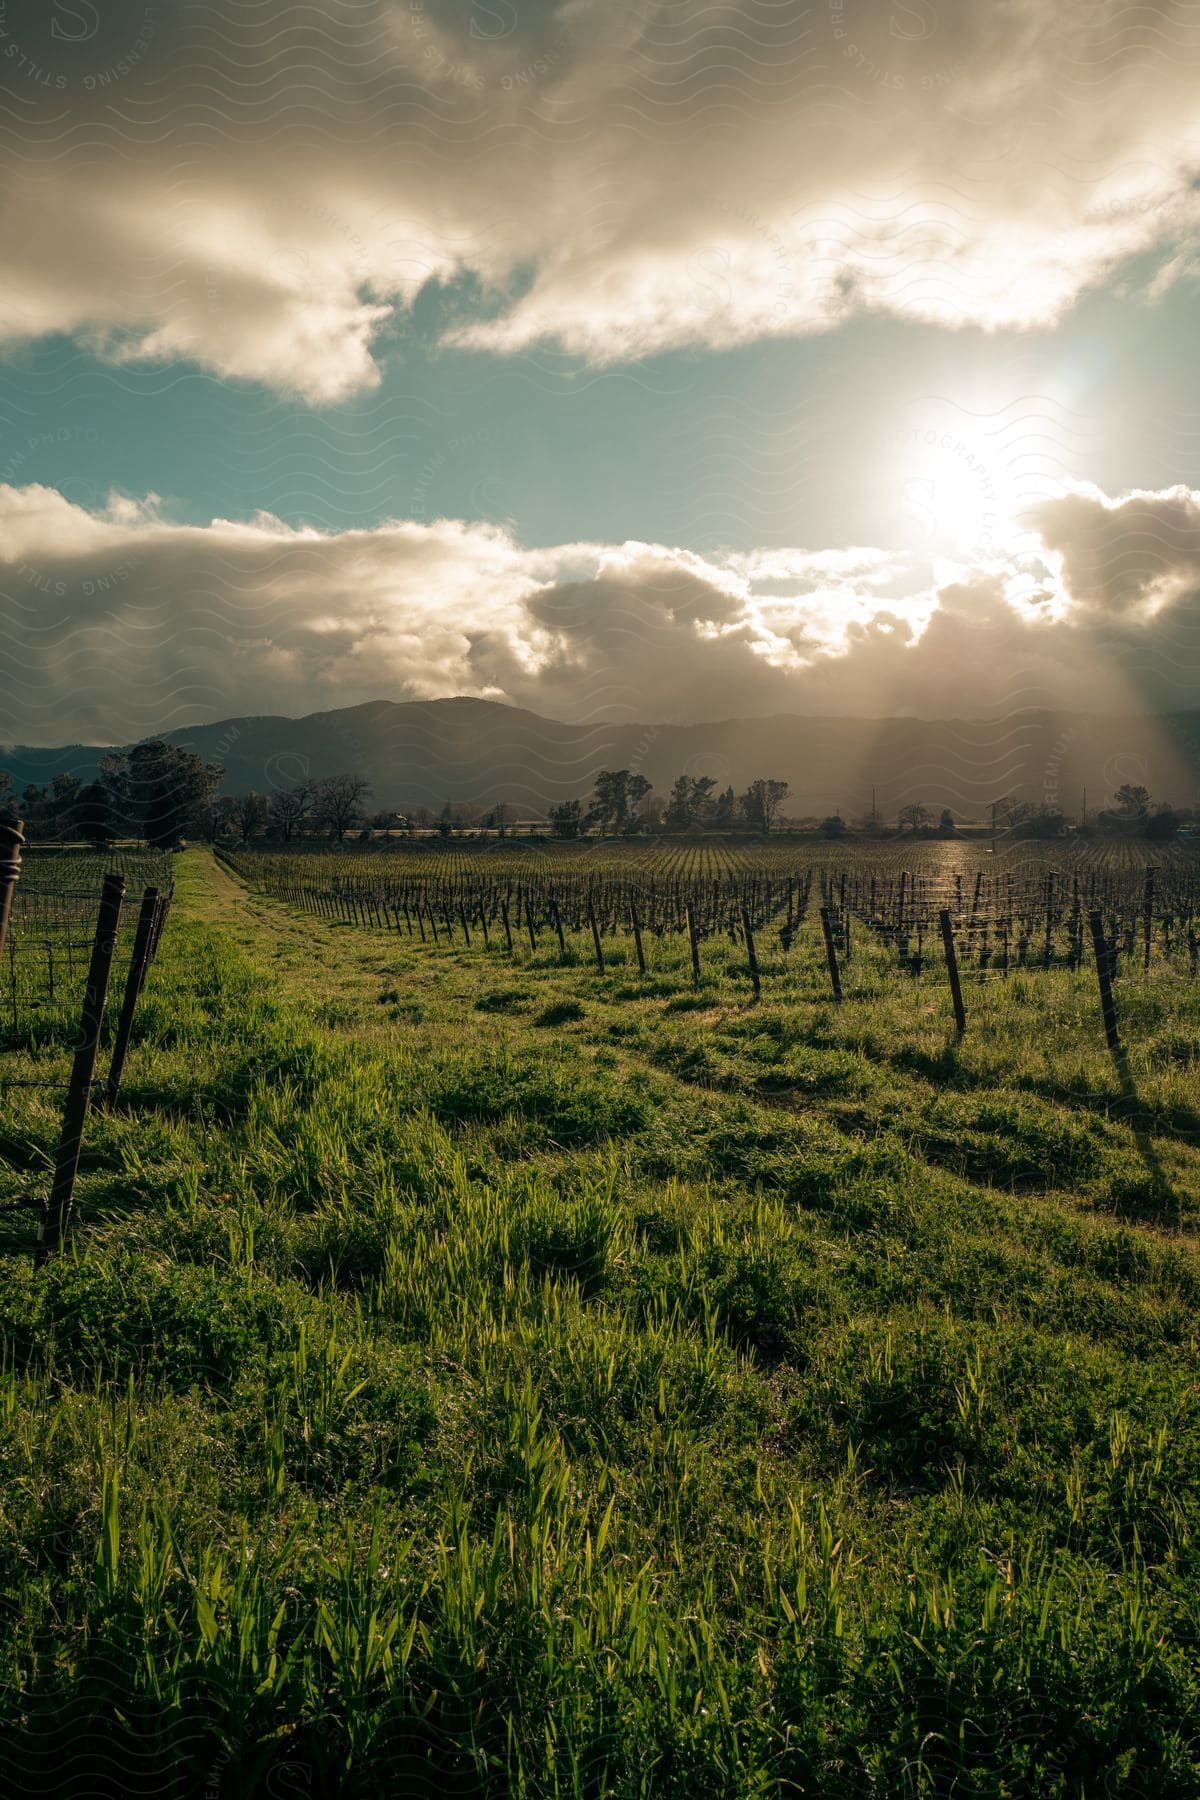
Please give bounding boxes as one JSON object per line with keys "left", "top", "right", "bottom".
{"left": 2, "top": 696, "right": 1197, "bottom": 817}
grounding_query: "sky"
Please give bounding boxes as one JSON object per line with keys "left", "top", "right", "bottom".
{"left": 1, "top": 0, "right": 1200, "bottom": 744}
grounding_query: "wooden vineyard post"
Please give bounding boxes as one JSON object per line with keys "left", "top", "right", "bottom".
{"left": 938, "top": 908, "right": 966, "bottom": 1036}
{"left": 479, "top": 906, "right": 490, "bottom": 947}
{"left": 1143, "top": 866, "right": 1154, "bottom": 973}
{"left": 1088, "top": 908, "right": 1120, "bottom": 1056}
{"left": 36, "top": 873, "right": 125, "bottom": 1267}
{"left": 501, "top": 901, "right": 513, "bottom": 954}
{"left": 527, "top": 907, "right": 538, "bottom": 953}
{"left": 143, "top": 896, "right": 163, "bottom": 969}
{"left": 1070, "top": 878, "right": 1081, "bottom": 968}
{"left": 684, "top": 902, "right": 701, "bottom": 986}
{"left": 458, "top": 906, "right": 472, "bottom": 947}
{"left": 740, "top": 906, "right": 761, "bottom": 1003}
{"left": 587, "top": 903, "right": 604, "bottom": 972}
{"left": 0, "top": 819, "right": 24, "bottom": 967}
{"left": 819, "top": 906, "right": 842, "bottom": 1003}
{"left": 551, "top": 899, "right": 566, "bottom": 957}
{"left": 630, "top": 902, "right": 646, "bottom": 975}
{"left": 98, "top": 886, "right": 159, "bottom": 1110}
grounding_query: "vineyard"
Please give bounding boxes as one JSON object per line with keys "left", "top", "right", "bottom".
{"left": 0, "top": 843, "right": 1197, "bottom": 1793}
{"left": 222, "top": 841, "right": 1200, "bottom": 1033}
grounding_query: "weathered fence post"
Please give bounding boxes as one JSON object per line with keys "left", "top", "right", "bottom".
{"left": 819, "top": 905, "right": 842, "bottom": 1003}
{"left": 587, "top": 903, "right": 604, "bottom": 972}
{"left": 501, "top": 901, "right": 513, "bottom": 954}
{"left": 740, "top": 905, "right": 761, "bottom": 1002}
{"left": 551, "top": 899, "right": 566, "bottom": 957}
{"left": 36, "top": 873, "right": 125, "bottom": 1267}
{"left": 1088, "top": 908, "right": 1120, "bottom": 1055}
{"left": 0, "top": 820, "right": 24, "bottom": 967}
{"left": 629, "top": 902, "right": 646, "bottom": 975}
{"left": 1143, "top": 866, "right": 1154, "bottom": 973}
{"left": 148, "top": 894, "right": 170, "bottom": 963}
{"left": 98, "top": 886, "right": 159, "bottom": 1110}
{"left": 684, "top": 902, "right": 701, "bottom": 986}
{"left": 938, "top": 907, "right": 966, "bottom": 1035}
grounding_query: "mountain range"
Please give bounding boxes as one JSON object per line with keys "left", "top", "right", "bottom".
{"left": 3, "top": 698, "right": 1199, "bottom": 820}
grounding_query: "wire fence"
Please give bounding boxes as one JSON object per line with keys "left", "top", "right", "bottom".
{"left": 0, "top": 827, "right": 173, "bottom": 1258}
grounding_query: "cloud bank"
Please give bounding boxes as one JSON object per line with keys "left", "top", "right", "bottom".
{"left": 1, "top": 0, "right": 1199, "bottom": 397}
{"left": 2, "top": 478, "right": 1197, "bottom": 744}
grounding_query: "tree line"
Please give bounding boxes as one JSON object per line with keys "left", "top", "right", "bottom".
{"left": 6, "top": 743, "right": 223, "bottom": 848}
{"left": 546, "top": 770, "right": 791, "bottom": 837}
{"left": 5, "top": 749, "right": 1192, "bottom": 847}
{"left": 6, "top": 746, "right": 375, "bottom": 848}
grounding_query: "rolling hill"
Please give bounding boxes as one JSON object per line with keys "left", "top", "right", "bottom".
{"left": 3, "top": 697, "right": 1198, "bottom": 820}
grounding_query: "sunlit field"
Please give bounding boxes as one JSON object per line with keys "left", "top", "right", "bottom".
{"left": 0, "top": 844, "right": 1196, "bottom": 1793}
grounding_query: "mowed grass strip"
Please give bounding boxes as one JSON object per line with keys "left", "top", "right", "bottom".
{"left": 0, "top": 849, "right": 1196, "bottom": 1796}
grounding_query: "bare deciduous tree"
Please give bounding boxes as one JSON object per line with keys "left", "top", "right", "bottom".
{"left": 269, "top": 782, "right": 312, "bottom": 842}
{"left": 228, "top": 790, "right": 270, "bottom": 842}
{"left": 740, "top": 778, "right": 789, "bottom": 834}
{"left": 313, "top": 772, "right": 372, "bottom": 843}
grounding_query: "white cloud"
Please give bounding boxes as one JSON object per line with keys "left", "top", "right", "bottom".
{"left": 2, "top": 478, "right": 1199, "bottom": 742}
{"left": 1, "top": 1, "right": 1199, "bottom": 394}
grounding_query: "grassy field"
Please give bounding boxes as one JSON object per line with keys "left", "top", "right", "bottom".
{"left": 0, "top": 847, "right": 1197, "bottom": 1795}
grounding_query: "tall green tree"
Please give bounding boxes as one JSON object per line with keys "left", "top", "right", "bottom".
{"left": 77, "top": 780, "right": 117, "bottom": 847}
{"left": 20, "top": 785, "right": 50, "bottom": 838}
{"left": 49, "top": 772, "right": 82, "bottom": 839}
{"left": 664, "top": 775, "right": 718, "bottom": 831}
{"left": 548, "top": 799, "right": 581, "bottom": 839}
{"left": 101, "top": 741, "right": 223, "bottom": 846}
{"left": 585, "top": 770, "right": 653, "bottom": 835}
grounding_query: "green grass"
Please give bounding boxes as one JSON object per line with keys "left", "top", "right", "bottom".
{"left": 0, "top": 849, "right": 1197, "bottom": 1796}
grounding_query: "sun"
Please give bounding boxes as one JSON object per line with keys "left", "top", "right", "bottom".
{"left": 894, "top": 435, "right": 1012, "bottom": 561}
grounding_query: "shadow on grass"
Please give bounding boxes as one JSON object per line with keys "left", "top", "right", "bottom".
{"left": 1108, "top": 1044, "right": 1181, "bottom": 1223}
